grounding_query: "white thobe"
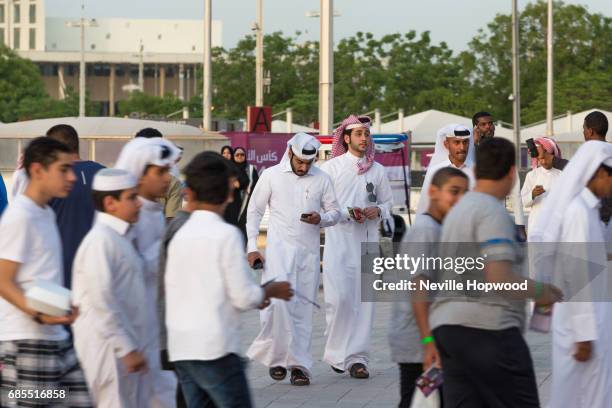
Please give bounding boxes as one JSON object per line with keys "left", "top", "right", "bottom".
{"left": 521, "top": 166, "right": 562, "bottom": 238}
{"left": 132, "top": 197, "right": 177, "bottom": 408}
{"left": 10, "top": 168, "right": 28, "bottom": 199}
{"left": 72, "top": 212, "right": 151, "bottom": 408}
{"left": 550, "top": 188, "right": 612, "bottom": 408}
{"left": 245, "top": 161, "right": 340, "bottom": 376}
{"left": 416, "top": 158, "right": 475, "bottom": 215}
{"left": 320, "top": 153, "right": 393, "bottom": 370}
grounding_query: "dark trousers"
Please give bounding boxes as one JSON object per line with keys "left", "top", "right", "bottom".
{"left": 433, "top": 325, "right": 539, "bottom": 408}
{"left": 161, "top": 350, "right": 188, "bottom": 408}
{"left": 175, "top": 354, "right": 252, "bottom": 408}
{"left": 399, "top": 363, "right": 423, "bottom": 408}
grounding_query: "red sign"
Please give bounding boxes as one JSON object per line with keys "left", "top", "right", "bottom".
{"left": 246, "top": 106, "right": 272, "bottom": 133}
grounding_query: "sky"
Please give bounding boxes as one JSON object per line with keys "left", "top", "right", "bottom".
{"left": 47, "top": 0, "right": 611, "bottom": 52}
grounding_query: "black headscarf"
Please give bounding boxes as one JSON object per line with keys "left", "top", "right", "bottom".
{"left": 233, "top": 146, "right": 248, "bottom": 171}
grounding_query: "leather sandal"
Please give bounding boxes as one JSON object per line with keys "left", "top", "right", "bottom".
{"left": 290, "top": 368, "right": 310, "bottom": 386}
{"left": 269, "top": 366, "right": 287, "bottom": 381}
{"left": 349, "top": 363, "right": 369, "bottom": 379}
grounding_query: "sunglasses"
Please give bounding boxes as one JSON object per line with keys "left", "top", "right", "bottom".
{"left": 366, "top": 182, "right": 377, "bottom": 203}
{"left": 235, "top": 153, "right": 245, "bottom": 157}
{"left": 160, "top": 145, "right": 171, "bottom": 160}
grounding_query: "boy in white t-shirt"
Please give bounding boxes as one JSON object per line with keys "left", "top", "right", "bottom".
{"left": 166, "top": 152, "right": 293, "bottom": 407}
{"left": 0, "top": 137, "right": 93, "bottom": 407}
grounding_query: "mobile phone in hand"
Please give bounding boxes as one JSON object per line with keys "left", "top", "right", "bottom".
{"left": 301, "top": 213, "right": 310, "bottom": 220}
{"left": 526, "top": 138, "right": 538, "bottom": 158}
{"left": 253, "top": 259, "right": 263, "bottom": 270}
{"left": 416, "top": 366, "right": 443, "bottom": 397}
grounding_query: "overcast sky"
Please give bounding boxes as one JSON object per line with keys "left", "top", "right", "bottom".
{"left": 47, "top": 0, "right": 611, "bottom": 52}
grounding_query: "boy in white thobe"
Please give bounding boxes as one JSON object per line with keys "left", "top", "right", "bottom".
{"left": 72, "top": 169, "right": 150, "bottom": 408}
{"left": 246, "top": 133, "right": 341, "bottom": 386}
{"left": 530, "top": 141, "right": 612, "bottom": 408}
{"left": 320, "top": 115, "right": 393, "bottom": 378}
{"left": 115, "top": 137, "right": 180, "bottom": 407}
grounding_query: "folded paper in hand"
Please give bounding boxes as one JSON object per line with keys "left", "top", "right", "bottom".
{"left": 25, "top": 280, "right": 71, "bottom": 317}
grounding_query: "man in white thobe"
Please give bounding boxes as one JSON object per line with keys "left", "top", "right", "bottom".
{"left": 530, "top": 141, "right": 612, "bottom": 408}
{"left": 521, "top": 137, "right": 563, "bottom": 238}
{"left": 115, "top": 137, "right": 180, "bottom": 407}
{"left": 246, "top": 132, "right": 340, "bottom": 386}
{"left": 320, "top": 114, "right": 393, "bottom": 378}
{"left": 416, "top": 124, "right": 475, "bottom": 215}
{"left": 72, "top": 169, "right": 151, "bottom": 408}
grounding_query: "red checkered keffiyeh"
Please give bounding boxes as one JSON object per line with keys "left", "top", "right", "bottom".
{"left": 331, "top": 114, "right": 374, "bottom": 175}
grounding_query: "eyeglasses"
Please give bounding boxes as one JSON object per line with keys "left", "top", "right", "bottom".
{"left": 160, "top": 145, "right": 171, "bottom": 160}
{"left": 366, "top": 182, "right": 377, "bottom": 202}
{"left": 235, "top": 153, "right": 245, "bottom": 157}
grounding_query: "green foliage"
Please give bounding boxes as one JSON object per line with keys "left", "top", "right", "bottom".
{"left": 117, "top": 92, "right": 184, "bottom": 117}
{"left": 1, "top": 1, "right": 610, "bottom": 127}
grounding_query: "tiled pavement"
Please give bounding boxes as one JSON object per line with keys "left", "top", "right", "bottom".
{"left": 240, "top": 289, "right": 553, "bottom": 408}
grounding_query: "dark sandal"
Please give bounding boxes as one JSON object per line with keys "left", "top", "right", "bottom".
{"left": 269, "top": 366, "right": 287, "bottom": 381}
{"left": 290, "top": 368, "right": 310, "bottom": 386}
{"left": 331, "top": 365, "right": 345, "bottom": 374}
{"left": 349, "top": 363, "right": 369, "bottom": 379}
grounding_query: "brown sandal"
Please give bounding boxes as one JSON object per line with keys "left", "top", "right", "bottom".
{"left": 349, "top": 363, "right": 369, "bottom": 379}
{"left": 290, "top": 368, "right": 310, "bottom": 386}
{"left": 269, "top": 366, "right": 287, "bottom": 381}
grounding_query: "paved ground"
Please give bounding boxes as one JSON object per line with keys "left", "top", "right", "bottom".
{"left": 240, "top": 288, "right": 552, "bottom": 408}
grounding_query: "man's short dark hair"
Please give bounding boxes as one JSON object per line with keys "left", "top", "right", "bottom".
{"left": 472, "top": 111, "right": 492, "bottom": 127}
{"left": 23, "top": 137, "right": 72, "bottom": 177}
{"left": 91, "top": 190, "right": 122, "bottom": 212}
{"left": 585, "top": 111, "right": 608, "bottom": 139}
{"left": 135, "top": 128, "right": 163, "bottom": 138}
{"left": 475, "top": 138, "right": 516, "bottom": 181}
{"left": 184, "top": 152, "right": 235, "bottom": 204}
{"left": 431, "top": 167, "right": 469, "bottom": 188}
{"left": 46, "top": 124, "right": 79, "bottom": 154}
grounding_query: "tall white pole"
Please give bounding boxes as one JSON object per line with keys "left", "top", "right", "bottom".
{"left": 398, "top": 108, "right": 404, "bottom": 133}
{"left": 546, "top": 0, "right": 554, "bottom": 136}
{"left": 202, "top": 0, "right": 212, "bottom": 130}
{"left": 286, "top": 108, "right": 293, "bottom": 133}
{"left": 374, "top": 108, "right": 381, "bottom": 133}
{"left": 138, "top": 40, "right": 144, "bottom": 92}
{"left": 319, "top": 0, "right": 333, "bottom": 135}
{"left": 512, "top": 0, "right": 521, "bottom": 169}
{"left": 79, "top": 1, "right": 86, "bottom": 117}
{"left": 255, "top": 0, "right": 264, "bottom": 106}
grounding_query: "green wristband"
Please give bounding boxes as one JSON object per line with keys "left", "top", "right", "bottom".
{"left": 534, "top": 282, "right": 543, "bottom": 300}
{"left": 421, "top": 336, "right": 434, "bottom": 345}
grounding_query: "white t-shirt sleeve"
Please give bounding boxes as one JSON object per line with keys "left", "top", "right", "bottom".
{"left": 0, "top": 214, "right": 30, "bottom": 264}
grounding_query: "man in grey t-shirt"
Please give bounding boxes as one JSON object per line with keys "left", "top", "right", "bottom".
{"left": 430, "top": 138, "right": 562, "bottom": 407}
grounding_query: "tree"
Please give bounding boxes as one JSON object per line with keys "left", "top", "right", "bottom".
{"left": 117, "top": 92, "right": 184, "bottom": 117}
{"left": 0, "top": 45, "right": 52, "bottom": 122}
{"left": 462, "top": 0, "right": 612, "bottom": 124}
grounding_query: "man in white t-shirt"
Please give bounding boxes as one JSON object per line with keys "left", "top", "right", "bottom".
{"left": 0, "top": 137, "right": 93, "bottom": 407}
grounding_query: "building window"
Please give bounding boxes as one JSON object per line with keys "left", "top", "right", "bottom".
{"left": 0, "top": 29, "right": 4, "bottom": 46}
{"left": 13, "top": 28, "right": 20, "bottom": 49}
{"left": 13, "top": 4, "right": 20, "bottom": 24}
{"left": 0, "top": 5, "right": 5, "bottom": 23}
{"left": 29, "top": 27, "right": 35, "bottom": 49}
{"left": 29, "top": 4, "right": 35, "bottom": 24}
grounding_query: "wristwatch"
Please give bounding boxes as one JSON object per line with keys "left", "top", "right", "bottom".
{"left": 32, "top": 312, "right": 44, "bottom": 324}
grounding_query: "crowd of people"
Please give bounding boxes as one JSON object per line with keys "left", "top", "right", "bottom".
{"left": 0, "top": 109, "right": 609, "bottom": 408}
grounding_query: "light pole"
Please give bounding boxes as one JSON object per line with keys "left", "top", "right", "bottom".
{"left": 138, "top": 40, "right": 144, "bottom": 92}
{"left": 202, "top": 0, "right": 212, "bottom": 130}
{"left": 545, "top": 0, "right": 554, "bottom": 136}
{"left": 66, "top": 1, "right": 97, "bottom": 117}
{"left": 511, "top": 0, "right": 521, "bottom": 169}
{"left": 254, "top": 0, "right": 264, "bottom": 106}
{"left": 319, "top": 0, "right": 333, "bottom": 135}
